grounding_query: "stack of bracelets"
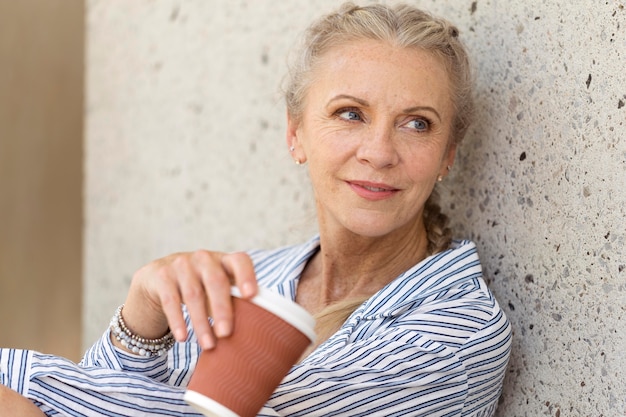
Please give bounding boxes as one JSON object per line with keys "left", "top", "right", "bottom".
{"left": 110, "top": 304, "right": 176, "bottom": 357}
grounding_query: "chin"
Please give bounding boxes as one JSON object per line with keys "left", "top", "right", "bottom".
{"left": 343, "top": 221, "right": 403, "bottom": 239}
{"left": 339, "top": 211, "right": 421, "bottom": 239}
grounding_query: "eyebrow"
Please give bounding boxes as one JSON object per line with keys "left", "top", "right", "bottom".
{"left": 328, "top": 94, "right": 369, "bottom": 107}
{"left": 327, "top": 94, "right": 442, "bottom": 121}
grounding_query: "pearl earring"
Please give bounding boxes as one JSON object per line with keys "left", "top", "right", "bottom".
{"left": 289, "top": 146, "right": 301, "bottom": 164}
{"left": 437, "top": 165, "right": 451, "bottom": 182}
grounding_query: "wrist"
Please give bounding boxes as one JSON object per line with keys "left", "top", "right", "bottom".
{"left": 110, "top": 304, "right": 175, "bottom": 357}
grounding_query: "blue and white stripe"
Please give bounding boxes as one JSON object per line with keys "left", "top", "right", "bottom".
{"left": 1, "top": 237, "right": 511, "bottom": 416}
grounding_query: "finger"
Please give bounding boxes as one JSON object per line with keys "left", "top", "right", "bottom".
{"left": 127, "top": 258, "right": 185, "bottom": 338}
{"left": 152, "top": 263, "right": 188, "bottom": 343}
{"left": 172, "top": 254, "right": 216, "bottom": 350}
{"left": 221, "top": 252, "right": 258, "bottom": 299}
{"left": 192, "top": 250, "right": 235, "bottom": 340}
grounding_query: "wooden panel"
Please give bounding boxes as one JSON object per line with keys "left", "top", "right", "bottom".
{"left": 0, "top": 0, "right": 84, "bottom": 361}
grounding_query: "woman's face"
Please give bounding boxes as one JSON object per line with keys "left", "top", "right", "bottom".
{"left": 287, "top": 39, "right": 456, "bottom": 238}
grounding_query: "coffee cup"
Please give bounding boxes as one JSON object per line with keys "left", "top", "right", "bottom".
{"left": 184, "top": 286, "right": 316, "bottom": 417}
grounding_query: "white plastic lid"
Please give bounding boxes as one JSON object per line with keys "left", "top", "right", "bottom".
{"left": 231, "top": 286, "right": 316, "bottom": 343}
{"left": 184, "top": 390, "right": 240, "bottom": 417}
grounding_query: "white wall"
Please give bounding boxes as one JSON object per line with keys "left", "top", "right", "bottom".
{"left": 85, "top": 1, "right": 626, "bottom": 415}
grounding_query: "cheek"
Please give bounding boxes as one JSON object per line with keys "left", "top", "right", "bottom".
{"left": 302, "top": 125, "right": 356, "bottom": 162}
{"left": 407, "top": 167, "right": 438, "bottom": 186}
{"left": 404, "top": 143, "right": 449, "bottom": 174}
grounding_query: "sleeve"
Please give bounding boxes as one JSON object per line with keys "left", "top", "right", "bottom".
{"left": 0, "top": 348, "right": 33, "bottom": 395}
{"left": 4, "top": 308, "right": 202, "bottom": 416}
{"left": 80, "top": 308, "right": 201, "bottom": 387}
{"left": 2, "top": 347, "right": 204, "bottom": 416}
{"left": 267, "top": 327, "right": 468, "bottom": 417}
{"left": 33, "top": 350, "right": 205, "bottom": 416}
{"left": 456, "top": 309, "right": 512, "bottom": 415}
{"left": 79, "top": 329, "right": 171, "bottom": 381}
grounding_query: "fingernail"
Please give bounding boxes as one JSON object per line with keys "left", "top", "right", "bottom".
{"left": 201, "top": 335, "right": 214, "bottom": 350}
{"left": 242, "top": 282, "right": 255, "bottom": 298}
{"left": 214, "top": 321, "right": 231, "bottom": 338}
{"left": 173, "top": 327, "right": 186, "bottom": 341}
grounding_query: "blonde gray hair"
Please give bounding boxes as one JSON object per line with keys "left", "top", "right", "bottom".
{"left": 285, "top": 2, "right": 475, "bottom": 146}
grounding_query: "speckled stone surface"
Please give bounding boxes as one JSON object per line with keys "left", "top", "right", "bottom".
{"left": 430, "top": 2, "right": 626, "bottom": 416}
{"left": 85, "top": 1, "right": 626, "bottom": 415}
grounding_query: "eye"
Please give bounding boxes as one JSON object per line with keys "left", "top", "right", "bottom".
{"left": 404, "top": 118, "right": 430, "bottom": 132}
{"left": 336, "top": 109, "right": 362, "bottom": 121}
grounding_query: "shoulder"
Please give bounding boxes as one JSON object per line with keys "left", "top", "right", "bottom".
{"left": 355, "top": 239, "right": 510, "bottom": 349}
{"left": 360, "top": 239, "right": 486, "bottom": 318}
{"left": 247, "top": 235, "right": 320, "bottom": 264}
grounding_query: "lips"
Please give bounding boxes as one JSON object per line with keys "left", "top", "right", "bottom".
{"left": 361, "top": 184, "right": 390, "bottom": 192}
{"left": 347, "top": 180, "right": 399, "bottom": 200}
{"left": 349, "top": 180, "right": 397, "bottom": 191}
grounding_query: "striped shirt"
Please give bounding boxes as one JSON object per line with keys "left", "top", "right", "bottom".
{"left": 1, "top": 237, "right": 511, "bottom": 416}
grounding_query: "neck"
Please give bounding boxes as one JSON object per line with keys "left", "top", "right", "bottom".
{"left": 307, "top": 221, "right": 429, "bottom": 308}
{"left": 294, "top": 220, "right": 429, "bottom": 355}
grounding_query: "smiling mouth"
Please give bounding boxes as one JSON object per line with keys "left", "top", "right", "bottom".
{"left": 361, "top": 184, "right": 392, "bottom": 192}
{"left": 348, "top": 181, "right": 398, "bottom": 201}
{"left": 348, "top": 181, "right": 399, "bottom": 194}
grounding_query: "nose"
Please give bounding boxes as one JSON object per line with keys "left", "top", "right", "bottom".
{"left": 355, "top": 123, "right": 400, "bottom": 169}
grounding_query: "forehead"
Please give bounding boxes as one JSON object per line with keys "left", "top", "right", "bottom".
{"left": 309, "top": 39, "right": 453, "bottom": 114}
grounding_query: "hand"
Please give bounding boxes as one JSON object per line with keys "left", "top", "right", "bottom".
{"left": 117, "top": 251, "right": 258, "bottom": 351}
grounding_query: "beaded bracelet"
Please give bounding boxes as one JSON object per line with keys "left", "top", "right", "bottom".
{"left": 110, "top": 304, "right": 175, "bottom": 357}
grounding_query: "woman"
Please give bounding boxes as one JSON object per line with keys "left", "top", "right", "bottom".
{"left": 0, "top": 3, "right": 511, "bottom": 416}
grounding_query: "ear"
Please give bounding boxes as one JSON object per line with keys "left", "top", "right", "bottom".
{"left": 286, "top": 111, "right": 298, "bottom": 150}
{"left": 286, "top": 112, "right": 306, "bottom": 164}
{"left": 445, "top": 142, "right": 457, "bottom": 168}
{"left": 439, "top": 142, "right": 457, "bottom": 178}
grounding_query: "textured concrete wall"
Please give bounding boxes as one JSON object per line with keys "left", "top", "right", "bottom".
{"left": 85, "top": 1, "right": 626, "bottom": 415}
